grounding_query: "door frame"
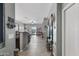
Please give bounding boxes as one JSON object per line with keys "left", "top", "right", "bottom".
{"left": 62, "top": 3, "right": 75, "bottom": 56}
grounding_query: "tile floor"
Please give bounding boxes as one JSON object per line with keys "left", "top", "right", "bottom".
{"left": 18, "top": 35, "right": 51, "bottom": 56}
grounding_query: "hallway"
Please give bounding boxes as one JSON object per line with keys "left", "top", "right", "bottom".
{"left": 18, "top": 35, "right": 51, "bottom": 56}
{"left": 0, "top": 3, "right": 79, "bottom": 56}
{"left": 15, "top": 3, "right": 55, "bottom": 56}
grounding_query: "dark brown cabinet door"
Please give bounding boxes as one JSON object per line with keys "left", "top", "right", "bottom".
{"left": 16, "top": 31, "right": 20, "bottom": 49}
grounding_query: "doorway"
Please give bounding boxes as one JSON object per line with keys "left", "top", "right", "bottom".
{"left": 0, "top": 3, "right": 5, "bottom": 49}
{"left": 31, "top": 26, "right": 37, "bottom": 35}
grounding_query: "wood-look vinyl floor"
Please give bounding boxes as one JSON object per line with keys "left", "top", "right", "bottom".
{"left": 18, "top": 35, "right": 51, "bottom": 56}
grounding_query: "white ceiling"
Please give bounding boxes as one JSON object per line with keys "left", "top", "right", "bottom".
{"left": 15, "top": 3, "right": 53, "bottom": 24}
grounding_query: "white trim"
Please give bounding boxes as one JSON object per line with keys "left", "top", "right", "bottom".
{"left": 62, "top": 3, "right": 75, "bottom": 56}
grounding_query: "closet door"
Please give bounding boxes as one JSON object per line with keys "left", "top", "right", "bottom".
{"left": 62, "top": 4, "right": 79, "bottom": 56}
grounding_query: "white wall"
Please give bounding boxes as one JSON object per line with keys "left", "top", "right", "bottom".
{"left": 62, "top": 3, "right": 69, "bottom": 9}
{"left": 56, "top": 4, "right": 63, "bottom": 56}
{"left": 0, "top": 3, "right": 15, "bottom": 56}
{"left": 56, "top": 3, "right": 69, "bottom": 56}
